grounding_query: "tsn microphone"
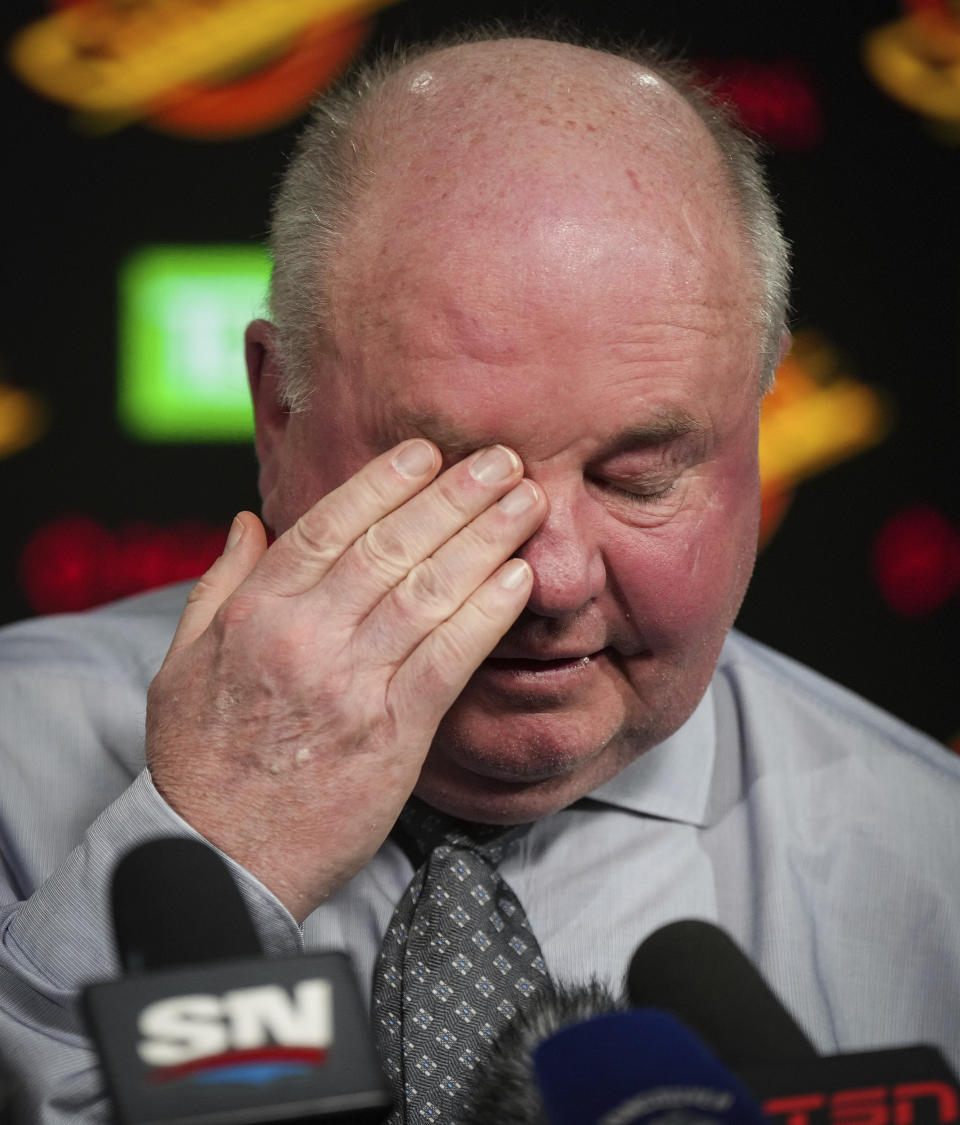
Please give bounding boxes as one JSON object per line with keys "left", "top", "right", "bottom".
{"left": 628, "top": 920, "right": 960, "bottom": 1125}
{"left": 461, "top": 979, "right": 767, "bottom": 1125}
{"left": 83, "top": 838, "right": 392, "bottom": 1125}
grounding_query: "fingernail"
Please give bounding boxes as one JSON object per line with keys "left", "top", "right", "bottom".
{"left": 393, "top": 439, "right": 436, "bottom": 478}
{"left": 498, "top": 558, "right": 531, "bottom": 590}
{"left": 498, "top": 480, "right": 538, "bottom": 515}
{"left": 224, "top": 516, "right": 244, "bottom": 554}
{"left": 470, "top": 445, "right": 520, "bottom": 484}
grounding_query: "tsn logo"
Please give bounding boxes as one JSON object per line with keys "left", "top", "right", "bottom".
{"left": 764, "top": 1084, "right": 960, "bottom": 1125}
{"left": 137, "top": 979, "right": 332, "bottom": 1067}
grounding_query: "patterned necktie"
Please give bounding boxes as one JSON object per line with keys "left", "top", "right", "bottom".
{"left": 372, "top": 798, "right": 551, "bottom": 1125}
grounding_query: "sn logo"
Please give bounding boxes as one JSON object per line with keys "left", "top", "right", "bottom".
{"left": 137, "top": 979, "right": 333, "bottom": 1066}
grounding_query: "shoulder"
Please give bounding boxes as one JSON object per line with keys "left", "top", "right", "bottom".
{"left": 713, "top": 629, "right": 960, "bottom": 825}
{"left": 0, "top": 581, "right": 191, "bottom": 690}
{"left": 718, "top": 628, "right": 956, "bottom": 769}
{"left": 711, "top": 634, "right": 960, "bottom": 1064}
{"left": 0, "top": 584, "right": 192, "bottom": 891}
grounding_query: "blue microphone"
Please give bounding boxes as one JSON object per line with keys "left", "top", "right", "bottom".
{"left": 533, "top": 1008, "right": 768, "bottom": 1125}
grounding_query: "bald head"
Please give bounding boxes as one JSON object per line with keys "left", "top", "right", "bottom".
{"left": 268, "top": 32, "right": 789, "bottom": 409}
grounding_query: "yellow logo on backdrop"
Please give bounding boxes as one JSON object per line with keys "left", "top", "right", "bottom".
{"left": 758, "top": 332, "right": 890, "bottom": 545}
{"left": 0, "top": 383, "right": 47, "bottom": 460}
{"left": 864, "top": 0, "right": 960, "bottom": 124}
{"left": 8, "top": 0, "right": 387, "bottom": 138}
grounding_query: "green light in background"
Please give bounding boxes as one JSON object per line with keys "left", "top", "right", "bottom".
{"left": 118, "top": 244, "right": 271, "bottom": 442}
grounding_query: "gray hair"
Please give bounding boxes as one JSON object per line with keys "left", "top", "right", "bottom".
{"left": 267, "top": 28, "right": 790, "bottom": 412}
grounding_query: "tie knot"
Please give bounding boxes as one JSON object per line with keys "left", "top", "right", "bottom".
{"left": 396, "top": 798, "right": 529, "bottom": 866}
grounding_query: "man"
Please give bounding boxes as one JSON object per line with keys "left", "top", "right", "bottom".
{"left": 2, "top": 31, "right": 959, "bottom": 1123}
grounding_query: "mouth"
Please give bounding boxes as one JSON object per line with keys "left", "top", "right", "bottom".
{"left": 468, "top": 652, "right": 612, "bottom": 702}
{"left": 482, "top": 654, "right": 595, "bottom": 674}
{"left": 474, "top": 649, "right": 614, "bottom": 693}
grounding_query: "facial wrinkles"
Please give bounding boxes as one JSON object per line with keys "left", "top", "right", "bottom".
{"left": 339, "top": 158, "right": 753, "bottom": 384}
{"left": 340, "top": 44, "right": 756, "bottom": 336}
{"left": 343, "top": 264, "right": 749, "bottom": 421}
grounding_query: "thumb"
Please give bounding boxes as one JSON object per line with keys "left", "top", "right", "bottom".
{"left": 168, "top": 512, "right": 269, "bottom": 654}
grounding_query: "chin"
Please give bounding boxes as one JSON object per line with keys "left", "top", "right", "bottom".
{"left": 413, "top": 768, "right": 586, "bottom": 825}
{"left": 413, "top": 661, "right": 713, "bottom": 824}
{"left": 413, "top": 714, "right": 632, "bottom": 825}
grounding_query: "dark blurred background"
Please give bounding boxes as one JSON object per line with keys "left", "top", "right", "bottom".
{"left": 2, "top": 0, "right": 958, "bottom": 747}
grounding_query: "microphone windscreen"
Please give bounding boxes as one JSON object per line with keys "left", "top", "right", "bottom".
{"left": 462, "top": 980, "right": 622, "bottom": 1125}
{"left": 534, "top": 1008, "right": 768, "bottom": 1125}
{"left": 111, "top": 838, "right": 261, "bottom": 973}
{"left": 627, "top": 920, "right": 816, "bottom": 1066}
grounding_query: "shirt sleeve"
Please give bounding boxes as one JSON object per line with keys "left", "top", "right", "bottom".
{"left": 0, "top": 593, "right": 307, "bottom": 1120}
{"left": 0, "top": 772, "right": 304, "bottom": 1122}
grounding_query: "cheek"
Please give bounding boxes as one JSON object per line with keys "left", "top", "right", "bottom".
{"left": 268, "top": 421, "right": 370, "bottom": 535}
{"left": 605, "top": 469, "right": 761, "bottom": 643}
{"left": 270, "top": 455, "right": 329, "bottom": 535}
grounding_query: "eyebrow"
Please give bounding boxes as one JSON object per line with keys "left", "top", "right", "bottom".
{"left": 599, "top": 412, "right": 705, "bottom": 457}
{"left": 395, "top": 412, "right": 480, "bottom": 455}
{"left": 392, "top": 408, "right": 705, "bottom": 459}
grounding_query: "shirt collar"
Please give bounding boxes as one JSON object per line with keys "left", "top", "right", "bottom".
{"left": 582, "top": 681, "right": 718, "bottom": 828}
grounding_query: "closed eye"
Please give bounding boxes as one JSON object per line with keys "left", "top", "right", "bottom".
{"left": 587, "top": 476, "right": 679, "bottom": 506}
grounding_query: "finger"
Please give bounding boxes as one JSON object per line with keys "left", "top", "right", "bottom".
{"left": 361, "top": 478, "right": 546, "bottom": 664}
{"left": 167, "top": 512, "right": 268, "bottom": 654}
{"left": 393, "top": 557, "right": 535, "bottom": 720}
{"left": 321, "top": 444, "right": 527, "bottom": 614}
{"left": 246, "top": 439, "right": 442, "bottom": 598}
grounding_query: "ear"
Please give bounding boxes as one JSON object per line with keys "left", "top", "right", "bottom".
{"left": 245, "top": 319, "right": 289, "bottom": 524}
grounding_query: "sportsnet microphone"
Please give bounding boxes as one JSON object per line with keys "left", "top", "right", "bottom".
{"left": 83, "top": 837, "right": 391, "bottom": 1125}
{"left": 461, "top": 979, "right": 768, "bottom": 1125}
{"left": 628, "top": 920, "right": 959, "bottom": 1125}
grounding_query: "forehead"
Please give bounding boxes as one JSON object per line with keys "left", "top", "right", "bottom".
{"left": 338, "top": 282, "right": 753, "bottom": 471}
{"left": 323, "top": 41, "right": 760, "bottom": 453}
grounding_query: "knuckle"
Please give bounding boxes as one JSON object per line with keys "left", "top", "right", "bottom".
{"left": 400, "top": 558, "right": 457, "bottom": 612}
{"left": 458, "top": 516, "right": 511, "bottom": 558}
{"left": 184, "top": 571, "right": 221, "bottom": 609}
{"left": 289, "top": 507, "right": 348, "bottom": 567}
{"left": 215, "top": 592, "right": 260, "bottom": 633}
{"left": 356, "top": 520, "right": 416, "bottom": 584}
{"left": 432, "top": 474, "right": 478, "bottom": 522}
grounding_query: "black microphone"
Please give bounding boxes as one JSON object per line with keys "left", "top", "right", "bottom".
{"left": 0, "top": 1051, "right": 19, "bottom": 1125}
{"left": 628, "top": 920, "right": 959, "bottom": 1125}
{"left": 627, "top": 919, "right": 817, "bottom": 1067}
{"left": 83, "top": 837, "right": 392, "bottom": 1125}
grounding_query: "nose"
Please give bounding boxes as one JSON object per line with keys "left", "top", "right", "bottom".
{"left": 515, "top": 493, "right": 606, "bottom": 618}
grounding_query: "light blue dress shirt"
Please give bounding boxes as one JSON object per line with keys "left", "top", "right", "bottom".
{"left": 1, "top": 581, "right": 959, "bottom": 1121}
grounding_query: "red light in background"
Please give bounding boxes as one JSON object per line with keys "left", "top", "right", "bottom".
{"left": 694, "top": 59, "right": 823, "bottom": 151}
{"left": 872, "top": 505, "right": 960, "bottom": 618}
{"left": 18, "top": 515, "right": 228, "bottom": 614}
